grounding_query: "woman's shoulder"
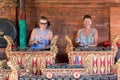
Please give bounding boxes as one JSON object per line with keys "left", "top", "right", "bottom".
{"left": 91, "top": 28, "right": 98, "bottom": 34}
{"left": 48, "top": 29, "right": 53, "bottom": 34}
{"left": 78, "top": 28, "right": 83, "bottom": 33}
{"left": 32, "top": 28, "right": 39, "bottom": 31}
{"left": 31, "top": 28, "right": 40, "bottom": 34}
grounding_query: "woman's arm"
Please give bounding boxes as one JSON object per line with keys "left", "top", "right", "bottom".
{"left": 49, "top": 30, "right": 53, "bottom": 41}
{"left": 76, "top": 30, "right": 81, "bottom": 43}
{"left": 29, "top": 29, "right": 39, "bottom": 46}
{"left": 94, "top": 29, "right": 98, "bottom": 46}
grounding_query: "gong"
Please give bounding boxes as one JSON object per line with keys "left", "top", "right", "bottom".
{"left": 0, "top": 19, "right": 17, "bottom": 48}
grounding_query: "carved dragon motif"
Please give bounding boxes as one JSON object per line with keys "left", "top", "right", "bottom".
{"left": 65, "top": 35, "right": 73, "bottom": 54}
{"left": 50, "top": 35, "right": 59, "bottom": 56}
{"left": 111, "top": 35, "right": 120, "bottom": 58}
{"left": 4, "top": 35, "right": 13, "bottom": 60}
{"left": 7, "top": 60, "right": 19, "bottom": 80}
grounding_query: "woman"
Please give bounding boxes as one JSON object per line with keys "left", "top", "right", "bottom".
{"left": 76, "top": 15, "right": 98, "bottom": 47}
{"left": 29, "top": 16, "right": 53, "bottom": 50}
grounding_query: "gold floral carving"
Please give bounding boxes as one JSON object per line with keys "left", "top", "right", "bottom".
{"left": 4, "top": 35, "right": 13, "bottom": 60}
{"left": 65, "top": 36, "right": 73, "bottom": 54}
{"left": 111, "top": 35, "right": 120, "bottom": 57}
{"left": 50, "top": 35, "right": 59, "bottom": 56}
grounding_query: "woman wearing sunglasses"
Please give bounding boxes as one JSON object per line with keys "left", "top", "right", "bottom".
{"left": 29, "top": 16, "right": 53, "bottom": 50}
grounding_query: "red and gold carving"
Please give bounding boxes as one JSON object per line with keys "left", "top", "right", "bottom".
{"left": 93, "top": 55, "right": 98, "bottom": 74}
{"left": 3, "top": 35, "right": 59, "bottom": 79}
{"left": 65, "top": 35, "right": 119, "bottom": 75}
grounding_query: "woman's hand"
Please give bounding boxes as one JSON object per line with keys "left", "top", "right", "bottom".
{"left": 33, "top": 40, "right": 40, "bottom": 44}
{"left": 30, "top": 40, "right": 40, "bottom": 46}
{"left": 86, "top": 44, "right": 97, "bottom": 48}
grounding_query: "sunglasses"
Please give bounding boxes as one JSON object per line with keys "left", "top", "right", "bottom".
{"left": 40, "top": 22, "right": 47, "bottom": 25}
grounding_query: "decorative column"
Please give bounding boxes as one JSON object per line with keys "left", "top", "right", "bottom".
{"left": 18, "top": 0, "right": 26, "bottom": 49}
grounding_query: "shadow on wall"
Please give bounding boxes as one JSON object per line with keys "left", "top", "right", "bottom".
{"left": 55, "top": 53, "right": 68, "bottom": 63}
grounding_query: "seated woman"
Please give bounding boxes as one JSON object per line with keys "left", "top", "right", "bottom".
{"left": 75, "top": 15, "right": 98, "bottom": 47}
{"left": 29, "top": 16, "right": 53, "bottom": 50}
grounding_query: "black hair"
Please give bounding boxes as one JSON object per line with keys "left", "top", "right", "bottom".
{"left": 83, "top": 15, "right": 92, "bottom": 20}
{"left": 40, "top": 16, "right": 48, "bottom": 21}
{"left": 40, "top": 16, "right": 50, "bottom": 28}
{"left": 47, "top": 21, "right": 50, "bottom": 27}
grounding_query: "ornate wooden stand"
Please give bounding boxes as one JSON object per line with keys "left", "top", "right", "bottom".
{"left": 1, "top": 35, "right": 58, "bottom": 80}
{"left": 65, "top": 35, "right": 120, "bottom": 79}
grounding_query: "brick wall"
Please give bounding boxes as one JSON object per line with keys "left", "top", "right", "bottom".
{"left": 0, "top": 0, "right": 16, "bottom": 23}
{"left": 110, "top": 7, "right": 120, "bottom": 43}
{"left": 26, "top": 0, "right": 111, "bottom": 54}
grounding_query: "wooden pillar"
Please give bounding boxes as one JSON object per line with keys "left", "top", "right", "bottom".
{"left": 18, "top": 0, "right": 26, "bottom": 49}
